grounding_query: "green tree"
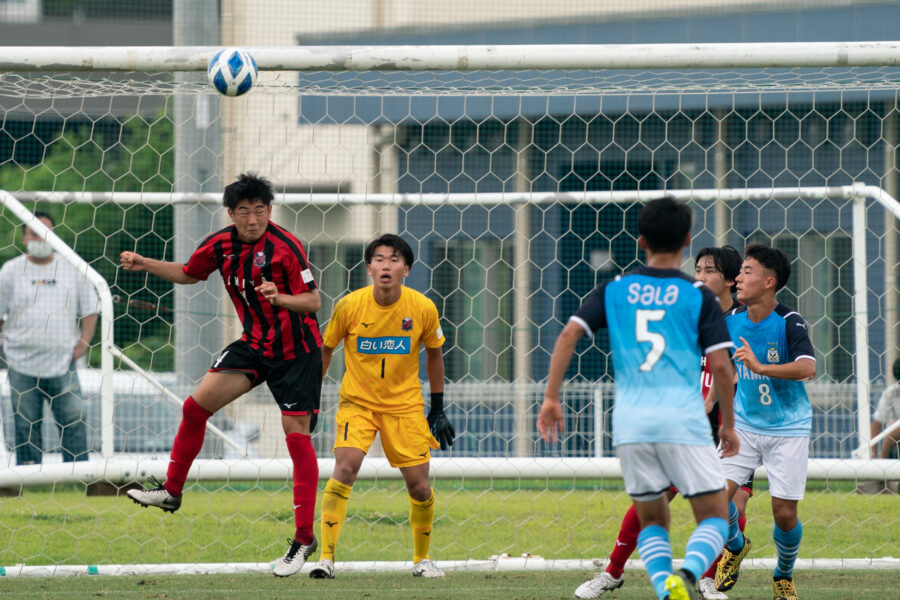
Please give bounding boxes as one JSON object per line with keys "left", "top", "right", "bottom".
{"left": 0, "top": 105, "right": 176, "bottom": 370}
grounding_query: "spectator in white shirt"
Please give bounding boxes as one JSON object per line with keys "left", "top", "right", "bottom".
{"left": 0, "top": 212, "right": 98, "bottom": 464}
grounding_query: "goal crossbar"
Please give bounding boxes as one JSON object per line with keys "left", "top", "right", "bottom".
{"left": 3, "top": 42, "right": 900, "bottom": 72}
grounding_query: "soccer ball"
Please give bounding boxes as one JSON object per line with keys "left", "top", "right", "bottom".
{"left": 207, "top": 48, "right": 258, "bottom": 97}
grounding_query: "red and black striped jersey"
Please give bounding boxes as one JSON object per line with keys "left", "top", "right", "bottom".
{"left": 182, "top": 221, "right": 322, "bottom": 360}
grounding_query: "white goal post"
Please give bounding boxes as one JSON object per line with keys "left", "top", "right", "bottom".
{"left": 2, "top": 41, "right": 900, "bottom": 575}
{"left": 0, "top": 183, "right": 897, "bottom": 487}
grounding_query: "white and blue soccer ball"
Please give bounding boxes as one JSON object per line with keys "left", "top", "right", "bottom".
{"left": 207, "top": 48, "right": 258, "bottom": 97}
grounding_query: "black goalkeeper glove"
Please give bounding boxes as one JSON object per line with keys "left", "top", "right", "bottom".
{"left": 426, "top": 392, "right": 455, "bottom": 451}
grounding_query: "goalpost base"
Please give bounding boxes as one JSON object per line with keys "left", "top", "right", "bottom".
{"left": 3, "top": 558, "right": 898, "bottom": 578}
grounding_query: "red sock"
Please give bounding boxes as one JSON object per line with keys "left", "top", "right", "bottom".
{"left": 286, "top": 432, "right": 318, "bottom": 545}
{"left": 606, "top": 504, "right": 640, "bottom": 579}
{"left": 705, "top": 510, "right": 748, "bottom": 578}
{"left": 164, "top": 396, "right": 211, "bottom": 497}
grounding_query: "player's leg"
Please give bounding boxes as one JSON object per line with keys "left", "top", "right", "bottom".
{"left": 311, "top": 401, "right": 376, "bottom": 579}
{"left": 127, "top": 370, "right": 250, "bottom": 512}
{"left": 660, "top": 443, "right": 729, "bottom": 600}
{"left": 583, "top": 488, "right": 679, "bottom": 597}
{"left": 716, "top": 430, "right": 760, "bottom": 592}
{"left": 701, "top": 484, "right": 750, "bottom": 599}
{"left": 46, "top": 367, "right": 88, "bottom": 462}
{"left": 764, "top": 436, "right": 807, "bottom": 600}
{"left": 8, "top": 369, "right": 45, "bottom": 465}
{"left": 400, "top": 462, "right": 443, "bottom": 577}
{"left": 616, "top": 443, "right": 675, "bottom": 600}
{"left": 269, "top": 351, "right": 323, "bottom": 577}
{"left": 273, "top": 413, "right": 319, "bottom": 577}
{"left": 387, "top": 412, "right": 443, "bottom": 578}
{"left": 632, "top": 497, "right": 675, "bottom": 600}
{"left": 771, "top": 497, "right": 801, "bottom": 599}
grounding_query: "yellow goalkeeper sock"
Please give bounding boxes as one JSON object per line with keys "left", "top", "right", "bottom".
{"left": 320, "top": 477, "right": 352, "bottom": 561}
{"left": 409, "top": 489, "right": 435, "bottom": 564}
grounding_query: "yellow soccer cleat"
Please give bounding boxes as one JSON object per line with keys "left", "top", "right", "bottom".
{"left": 665, "top": 569, "right": 699, "bottom": 600}
{"left": 715, "top": 535, "right": 751, "bottom": 592}
{"left": 772, "top": 577, "right": 798, "bottom": 600}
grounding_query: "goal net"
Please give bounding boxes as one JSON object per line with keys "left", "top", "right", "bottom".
{"left": 0, "top": 43, "right": 899, "bottom": 575}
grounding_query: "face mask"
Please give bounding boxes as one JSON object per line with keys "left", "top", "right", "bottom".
{"left": 26, "top": 240, "right": 53, "bottom": 259}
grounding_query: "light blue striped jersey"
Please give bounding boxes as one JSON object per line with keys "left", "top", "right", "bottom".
{"left": 571, "top": 267, "right": 733, "bottom": 446}
{"left": 724, "top": 303, "right": 814, "bottom": 436}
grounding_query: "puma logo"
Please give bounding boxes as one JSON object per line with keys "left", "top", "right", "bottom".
{"left": 422, "top": 531, "right": 430, "bottom": 536}
{"left": 361, "top": 322, "right": 374, "bottom": 328}
{"left": 418, "top": 451, "right": 427, "bottom": 458}
{"left": 325, "top": 520, "right": 338, "bottom": 528}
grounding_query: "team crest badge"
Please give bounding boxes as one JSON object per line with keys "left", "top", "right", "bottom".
{"left": 766, "top": 345, "right": 780, "bottom": 363}
{"left": 401, "top": 316, "right": 413, "bottom": 331}
{"left": 253, "top": 251, "right": 266, "bottom": 267}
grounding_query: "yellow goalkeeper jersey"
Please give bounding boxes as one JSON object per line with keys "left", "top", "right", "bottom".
{"left": 323, "top": 285, "right": 445, "bottom": 415}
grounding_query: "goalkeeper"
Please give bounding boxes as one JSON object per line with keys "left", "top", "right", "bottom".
{"left": 309, "top": 234, "right": 454, "bottom": 580}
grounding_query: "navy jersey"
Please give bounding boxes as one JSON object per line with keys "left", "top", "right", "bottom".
{"left": 725, "top": 303, "right": 814, "bottom": 436}
{"left": 572, "top": 267, "right": 733, "bottom": 446}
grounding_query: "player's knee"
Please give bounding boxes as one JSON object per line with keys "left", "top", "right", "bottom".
{"left": 406, "top": 479, "right": 431, "bottom": 501}
{"left": 332, "top": 462, "right": 360, "bottom": 485}
{"left": 772, "top": 505, "right": 798, "bottom": 530}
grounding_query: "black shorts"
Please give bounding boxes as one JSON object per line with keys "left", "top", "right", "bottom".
{"left": 209, "top": 340, "right": 323, "bottom": 430}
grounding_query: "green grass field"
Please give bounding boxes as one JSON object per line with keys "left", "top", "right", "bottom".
{"left": 0, "top": 478, "right": 897, "bottom": 599}
{"left": 1, "top": 570, "right": 898, "bottom": 600}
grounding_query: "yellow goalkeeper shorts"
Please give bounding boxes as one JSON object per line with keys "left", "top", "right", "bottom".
{"left": 333, "top": 399, "right": 439, "bottom": 468}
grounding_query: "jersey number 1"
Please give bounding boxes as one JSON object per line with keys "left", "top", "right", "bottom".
{"left": 636, "top": 309, "right": 666, "bottom": 372}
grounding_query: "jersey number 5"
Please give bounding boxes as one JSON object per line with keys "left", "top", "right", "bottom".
{"left": 636, "top": 309, "right": 666, "bottom": 372}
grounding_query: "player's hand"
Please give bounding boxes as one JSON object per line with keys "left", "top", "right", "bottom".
{"left": 733, "top": 336, "right": 762, "bottom": 374}
{"left": 255, "top": 278, "right": 279, "bottom": 306}
{"left": 427, "top": 409, "right": 455, "bottom": 451}
{"left": 119, "top": 251, "right": 145, "bottom": 271}
{"left": 718, "top": 425, "right": 740, "bottom": 457}
{"left": 537, "top": 397, "right": 565, "bottom": 443}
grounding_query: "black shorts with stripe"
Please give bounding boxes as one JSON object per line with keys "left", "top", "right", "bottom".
{"left": 210, "top": 339, "right": 323, "bottom": 431}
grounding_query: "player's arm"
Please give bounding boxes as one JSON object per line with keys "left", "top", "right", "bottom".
{"left": 425, "top": 346, "right": 454, "bottom": 450}
{"left": 538, "top": 320, "right": 585, "bottom": 443}
{"left": 120, "top": 251, "right": 199, "bottom": 285}
{"left": 707, "top": 347, "right": 739, "bottom": 457}
{"left": 733, "top": 336, "right": 815, "bottom": 380}
{"left": 256, "top": 283, "right": 321, "bottom": 313}
{"left": 321, "top": 344, "right": 335, "bottom": 377}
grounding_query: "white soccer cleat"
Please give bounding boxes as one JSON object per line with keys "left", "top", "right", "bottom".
{"left": 412, "top": 558, "right": 445, "bottom": 578}
{"left": 309, "top": 558, "right": 335, "bottom": 579}
{"left": 574, "top": 571, "right": 624, "bottom": 598}
{"left": 126, "top": 477, "right": 182, "bottom": 513}
{"left": 273, "top": 536, "right": 318, "bottom": 577}
{"left": 699, "top": 577, "right": 728, "bottom": 600}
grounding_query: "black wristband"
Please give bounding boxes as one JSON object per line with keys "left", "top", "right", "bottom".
{"left": 429, "top": 392, "right": 444, "bottom": 413}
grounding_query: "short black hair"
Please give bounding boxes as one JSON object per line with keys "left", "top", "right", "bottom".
{"left": 695, "top": 245, "right": 742, "bottom": 293}
{"left": 637, "top": 197, "right": 692, "bottom": 253}
{"left": 743, "top": 243, "right": 791, "bottom": 291}
{"left": 893, "top": 358, "right": 900, "bottom": 381}
{"left": 364, "top": 233, "right": 414, "bottom": 267}
{"left": 222, "top": 173, "right": 274, "bottom": 210}
{"left": 23, "top": 210, "right": 55, "bottom": 231}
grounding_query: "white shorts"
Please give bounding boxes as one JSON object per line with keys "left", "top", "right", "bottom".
{"left": 618, "top": 443, "right": 726, "bottom": 501}
{"left": 719, "top": 429, "right": 809, "bottom": 500}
